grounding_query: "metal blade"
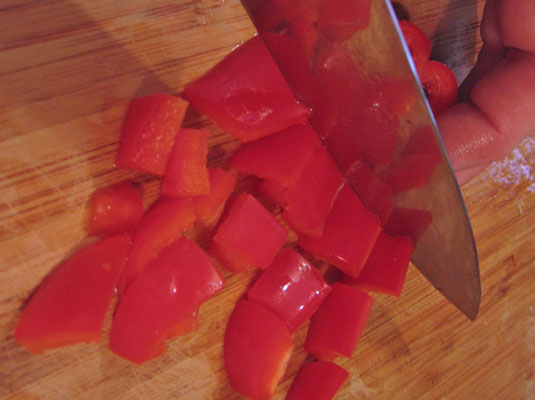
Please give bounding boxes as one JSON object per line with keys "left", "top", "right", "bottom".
{"left": 241, "top": 0, "right": 480, "bottom": 319}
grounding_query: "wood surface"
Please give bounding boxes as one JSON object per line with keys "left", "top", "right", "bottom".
{"left": 1, "top": 0, "right": 534, "bottom": 399}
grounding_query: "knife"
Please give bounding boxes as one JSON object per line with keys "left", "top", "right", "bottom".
{"left": 240, "top": 0, "right": 481, "bottom": 319}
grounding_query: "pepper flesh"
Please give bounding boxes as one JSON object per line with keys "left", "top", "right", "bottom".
{"left": 285, "top": 361, "right": 349, "bottom": 400}
{"left": 194, "top": 168, "right": 236, "bottom": 227}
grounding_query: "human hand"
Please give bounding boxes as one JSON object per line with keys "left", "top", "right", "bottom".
{"left": 436, "top": 0, "right": 535, "bottom": 185}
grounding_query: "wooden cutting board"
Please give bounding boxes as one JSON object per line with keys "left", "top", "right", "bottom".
{"left": 1, "top": 0, "right": 534, "bottom": 399}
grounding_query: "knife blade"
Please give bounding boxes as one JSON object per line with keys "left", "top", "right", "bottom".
{"left": 240, "top": 0, "right": 481, "bottom": 319}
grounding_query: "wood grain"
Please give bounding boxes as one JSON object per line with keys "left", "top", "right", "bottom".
{"left": 1, "top": 0, "right": 534, "bottom": 399}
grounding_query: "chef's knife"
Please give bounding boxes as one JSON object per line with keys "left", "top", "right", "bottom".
{"left": 240, "top": 0, "right": 481, "bottom": 319}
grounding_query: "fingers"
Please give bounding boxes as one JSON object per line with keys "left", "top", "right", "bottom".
{"left": 498, "top": 0, "right": 535, "bottom": 53}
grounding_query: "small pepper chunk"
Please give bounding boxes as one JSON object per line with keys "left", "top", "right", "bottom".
{"left": 162, "top": 128, "right": 210, "bottom": 197}
{"left": 116, "top": 93, "right": 188, "bottom": 175}
{"left": 304, "top": 283, "right": 373, "bottom": 361}
{"left": 224, "top": 299, "right": 293, "bottom": 400}
{"left": 88, "top": 181, "right": 144, "bottom": 237}
{"left": 194, "top": 168, "right": 236, "bottom": 227}
{"left": 248, "top": 248, "right": 331, "bottom": 332}
{"left": 210, "top": 193, "right": 288, "bottom": 273}
{"left": 110, "top": 237, "right": 225, "bottom": 364}
{"left": 317, "top": 0, "right": 372, "bottom": 41}
{"left": 285, "top": 361, "right": 349, "bottom": 400}
{"left": 14, "top": 234, "right": 131, "bottom": 354}
{"left": 298, "top": 185, "right": 381, "bottom": 278}
{"left": 383, "top": 207, "right": 432, "bottom": 244}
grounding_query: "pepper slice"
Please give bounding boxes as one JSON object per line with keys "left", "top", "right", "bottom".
{"left": 248, "top": 248, "right": 331, "bottom": 333}
{"left": 110, "top": 237, "right": 225, "bottom": 364}
{"left": 383, "top": 207, "right": 432, "bottom": 244}
{"left": 285, "top": 361, "right": 349, "bottom": 400}
{"left": 317, "top": 0, "right": 372, "bottom": 41}
{"left": 14, "top": 234, "right": 131, "bottom": 354}
{"left": 115, "top": 93, "right": 188, "bottom": 176}
{"left": 419, "top": 60, "right": 459, "bottom": 115}
{"left": 304, "top": 283, "right": 373, "bottom": 361}
{"left": 194, "top": 168, "right": 236, "bottom": 228}
{"left": 224, "top": 299, "right": 293, "bottom": 400}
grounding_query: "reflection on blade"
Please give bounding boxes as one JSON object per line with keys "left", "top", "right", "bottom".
{"left": 241, "top": 0, "right": 480, "bottom": 319}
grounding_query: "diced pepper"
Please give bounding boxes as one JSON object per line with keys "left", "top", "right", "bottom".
{"left": 162, "top": 128, "right": 210, "bottom": 197}
{"left": 419, "top": 60, "right": 459, "bottom": 115}
{"left": 285, "top": 361, "right": 349, "bottom": 400}
{"left": 210, "top": 193, "right": 288, "bottom": 273}
{"left": 88, "top": 181, "right": 144, "bottom": 237}
{"left": 110, "top": 237, "right": 225, "bottom": 364}
{"left": 372, "top": 75, "right": 417, "bottom": 115}
{"left": 379, "top": 153, "right": 441, "bottom": 194}
{"left": 184, "top": 36, "right": 310, "bottom": 143}
{"left": 248, "top": 248, "right": 331, "bottom": 332}
{"left": 283, "top": 146, "right": 345, "bottom": 238}
{"left": 383, "top": 207, "right": 432, "bottom": 244}
{"left": 398, "top": 19, "right": 432, "bottom": 67}
{"left": 14, "top": 234, "right": 131, "bottom": 354}
{"left": 194, "top": 168, "right": 236, "bottom": 227}
{"left": 298, "top": 185, "right": 381, "bottom": 278}
{"left": 342, "top": 232, "right": 414, "bottom": 297}
{"left": 119, "top": 197, "right": 195, "bottom": 293}
{"left": 227, "top": 122, "right": 321, "bottom": 186}
{"left": 304, "top": 283, "right": 373, "bottom": 361}
{"left": 224, "top": 299, "right": 293, "bottom": 400}
{"left": 255, "top": 179, "right": 289, "bottom": 207}
{"left": 115, "top": 93, "right": 188, "bottom": 175}
{"left": 317, "top": 0, "right": 372, "bottom": 41}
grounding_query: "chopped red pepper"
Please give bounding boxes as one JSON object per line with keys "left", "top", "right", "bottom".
{"left": 161, "top": 128, "right": 210, "bottom": 197}
{"left": 110, "top": 237, "right": 225, "bottom": 364}
{"left": 342, "top": 232, "right": 414, "bottom": 297}
{"left": 399, "top": 19, "right": 432, "bottom": 68}
{"left": 115, "top": 93, "right": 188, "bottom": 175}
{"left": 227, "top": 122, "right": 321, "bottom": 186}
{"left": 304, "top": 283, "right": 373, "bottom": 361}
{"left": 88, "top": 181, "right": 144, "bottom": 237}
{"left": 14, "top": 234, "right": 131, "bottom": 354}
{"left": 383, "top": 207, "right": 432, "bottom": 244}
{"left": 210, "top": 193, "right": 288, "bottom": 273}
{"left": 224, "top": 299, "right": 293, "bottom": 400}
{"left": 247, "top": 247, "right": 331, "bottom": 332}
{"left": 255, "top": 179, "right": 289, "bottom": 207}
{"left": 194, "top": 168, "right": 236, "bottom": 227}
{"left": 283, "top": 146, "right": 345, "bottom": 238}
{"left": 317, "top": 0, "right": 372, "bottom": 41}
{"left": 119, "top": 196, "right": 195, "bottom": 293}
{"left": 379, "top": 153, "right": 441, "bottom": 194}
{"left": 286, "top": 361, "right": 349, "bottom": 400}
{"left": 184, "top": 36, "right": 310, "bottom": 143}
{"left": 298, "top": 185, "right": 381, "bottom": 278}
{"left": 419, "top": 60, "right": 459, "bottom": 115}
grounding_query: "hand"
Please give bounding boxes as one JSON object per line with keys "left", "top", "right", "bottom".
{"left": 436, "top": 0, "right": 535, "bottom": 185}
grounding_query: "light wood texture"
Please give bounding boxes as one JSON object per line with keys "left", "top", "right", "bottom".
{"left": 1, "top": 0, "right": 534, "bottom": 399}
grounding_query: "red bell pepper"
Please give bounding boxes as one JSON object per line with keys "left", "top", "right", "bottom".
{"left": 161, "top": 128, "right": 210, "bottom": 197}
{"left": 227, "top": 122, "right": 321, "bottom": 186}
{"left": 419, "top": 60, "right": 459, "bottom": 115}
{"left": 88, "top": 181, "right": 144, "bottom": 237}
{"left": 399, "top": 19, "right": 432, "bottom": 68}
{"left": 283, "top": 146, "right": 345, "bottom": 238}
{"left": 286, "top": 361, "right": 349, "bottom": 400}
{"left": 247, "top": 247, "right": 331, "bottom": 332}
{"left": 372, "top": 75, "right": 417, "bottom": 115}
{"left": 342, "top": 232, "right": 414, "bottom": 297}
{"left": 210, "top": 193, "right": 288, "bottom": 273}
{"left": 110, "top": 237, "right": 225, "bottom": 364}
{"left": 304, "top": 283, "right": 373, "bottom": 361}
{"left": 119, "top": 196, "right": 196, "bottom": 293}
{"left": 194, "top": 168, "right": 236, "bottom": 227}
{"left": 183, "top": 36, "right": 311, "bottom": 143}
{"left": 344, "top": 159, "right": 394, "bottom": 223}
{"left": 379, "top": 153, "right": 441, "bottom": 194}
{"left": 298, "top": 185, "right": 381, "bottom": 278}
{"left": 383, "top": 207, "right": 432, "bottom": 244}
{"left": 255, "top": 179, "right": 289, "bottom": 207}
{"left": 224, "top": 299, "right": 293, "bottom": 400}
{"left": 14, "top": 234, "right": 131, "bottom": 354}
{"left": 317, "top": 0, "right": 372, "bottom": 41}
{"left": 115, "top": 93, "right": 189, "bottom": 175}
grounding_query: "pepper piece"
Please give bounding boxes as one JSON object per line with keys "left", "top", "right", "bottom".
{"left": 317, "top": 0, "right": 372, "bottom": 41}
{"left": 419, "top": 60, "right": 459, "bottom": 115}
{"left": 285, "top": 361, "right": 349, "bottom": 400}
{"left": 383, "top": 207, "right": 432, "bottom": 244}
{"left": 194, "top": 168, "right": 236, "bottom": 228}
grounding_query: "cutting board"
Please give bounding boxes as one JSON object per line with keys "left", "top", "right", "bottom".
{"left": 1, "top": 0, "right": 535, "bottom": 399}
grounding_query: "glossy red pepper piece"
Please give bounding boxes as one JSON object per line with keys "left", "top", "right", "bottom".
{"left": 210, "top": 193, "right": 288, "bottom": 273}
{"left": 119, "top": 197, "right": 195, "bottom": 293}
{"left": 383, "top": 207, "right": 432, "bottom": 244}
{"left": 304, "top": 283, "right": 373, "bottom": 361}
{"left": 283, "top": 146, "right": 345, "bottom": 238}
{"left": 342, "top": 232, "right": 414, "bottom": 297}
{"left": 419, "top": 60, "right": 459, "bottom": 115}
{"left": 115, "top": 93, "right": 188, "bottom": 175}
{"left": 161, "top": 128, "right": 210, "bottom": 197}
{"left": 227, "top": 122, "right": 321, "bottom": 186}
{"left": 285, "top": 361, "right": 349, "bottom": 400}
{"left": 298, "top": 185, "right": 381, "bottom": 278}
{"left": 88, "top": 181, "right": 144, "bottom": 237}
{"left": 399, "top": 19, "right": 432, "bottom": 67}
{"left": 194, "top": 168, "right": 236, "bottom": 228}
{"left": 255, "top": 179, "right": 289, "bottom": 207}
{"left": 379, "top": 153, "right": 441, "bottom": 194}
{"left": 224, "top": 299, "right": 293, "bottom": 400}
{"left": 317, "top": 0, "right": 372, "bottom": 41}
{"left": 110, "top": 237, "right": 225, "bottom": 364}
{"left": 184, "top": 36, "right": 311, "bottom": 143}
{"left": 14, "top": 234, "right": 131, "bottom": 354}
{"left": 248, "top": 248, "right": 331, "bottom": 333}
